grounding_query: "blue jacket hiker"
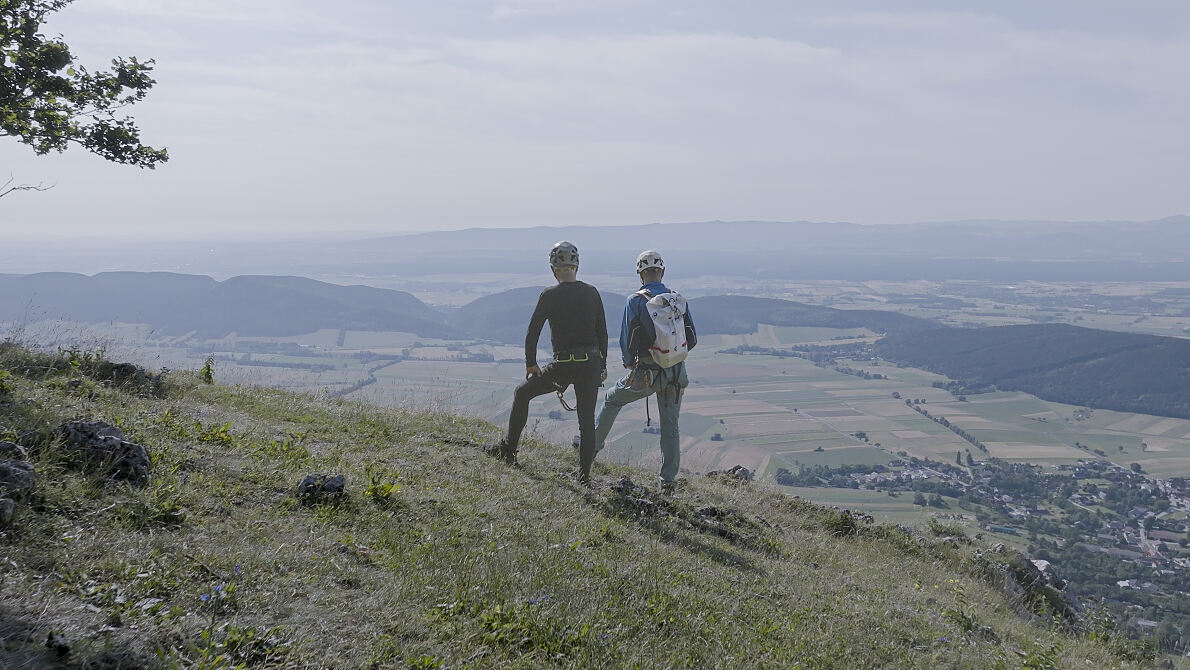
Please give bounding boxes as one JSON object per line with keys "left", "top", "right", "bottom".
{"left": 594, "top": 250, "right": 696, "bottom": 494}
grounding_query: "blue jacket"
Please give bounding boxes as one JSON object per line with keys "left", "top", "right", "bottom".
{"left": 619, "top": 280, "right": 697, "bottom": 369}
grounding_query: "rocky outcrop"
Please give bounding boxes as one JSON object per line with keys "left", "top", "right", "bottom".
{"left": 54, "top": 420, "right": 151, "bottom": 485}
{"left": 984, "top": 545, "right": 1079, "bottom": 622}
{"left": 705, "top": 464, "right": 754, "bottom": 485}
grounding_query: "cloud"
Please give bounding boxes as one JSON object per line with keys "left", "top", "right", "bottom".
{"left": 74, "top": 0, "right": 319, "bottom": 25}
{"left": 4, "top": 2, "right": 1188, "bottom": 234}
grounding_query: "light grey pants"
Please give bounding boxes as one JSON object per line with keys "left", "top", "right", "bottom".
{"left": 593, "top": 363, "right": 688, "bottom": 486}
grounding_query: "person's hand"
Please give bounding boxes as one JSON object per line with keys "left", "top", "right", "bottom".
{"left": 526, "top": 364, "right": 542, "bottom": 379}
{"left": 601, "top": 368, "right": 608, "bottom": 383}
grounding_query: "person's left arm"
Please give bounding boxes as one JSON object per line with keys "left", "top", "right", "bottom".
{"left": 594, "top": 289, "right": 608, "bottom": 379}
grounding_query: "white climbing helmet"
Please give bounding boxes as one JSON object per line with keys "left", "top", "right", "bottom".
{"left": 549, "top": 241, "right": 580, "bottom": 269}
{"left": 636, "top": 250, "right": 664, "bottom": 274}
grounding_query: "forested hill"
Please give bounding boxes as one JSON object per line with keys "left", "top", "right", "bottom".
{"left": 0, "top": 272, "right": 452, "bottom": 339}
{"left": 875, "top": 323, "right": 1190, "bottom": 419}
{"left": 448, "top": 285, "right": 626, "bottom": 344}
{"left": 689, "top": 295, "right": 937, "bottom": 335}
{"left": 0, "top": 273, "right": 938, "bottom": 342}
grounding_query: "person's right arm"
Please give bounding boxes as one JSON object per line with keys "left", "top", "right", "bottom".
{"left": 619, "top": 294, "right": 641, "bottom": 368}
{"left": 525, "top": 290, "right": 550, "bottom": 375}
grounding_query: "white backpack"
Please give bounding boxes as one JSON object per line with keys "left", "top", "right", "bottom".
{"left": 636, "top": 289, "right": 689, "bottom": 368}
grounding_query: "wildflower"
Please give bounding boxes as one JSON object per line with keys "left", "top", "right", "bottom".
{"left": 214, "top": 584, "right": 224, "bottom": 594}
{"left": 234, "top": 564, "right": 242, "bottom": 576}
{"left": 200, "top": 594, "right": 211, "bottom": 602}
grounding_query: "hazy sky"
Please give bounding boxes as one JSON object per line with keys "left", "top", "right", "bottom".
{"left": 2, "top": 0, "right": 1188, "bottom": 238}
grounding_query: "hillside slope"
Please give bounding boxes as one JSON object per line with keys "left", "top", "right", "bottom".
{"left": 875, "top": 323, "right": 1190, "bottom": 419}
{"left": 0, "top": 345, "right": 1157, "bottom": 669}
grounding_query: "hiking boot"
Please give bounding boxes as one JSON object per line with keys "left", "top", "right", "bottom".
{"left": 483, "top": 439, "right": 517, "bottom": 466}
{"left": 659, "top": 481, "right": 676, "bottom": 497}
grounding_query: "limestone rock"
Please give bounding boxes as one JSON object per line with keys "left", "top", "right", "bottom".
{"left": 725, "top": 465, "right": 754, "bottom": 481}
{"left": 45, "top": 631, "right": 70, "bottom": 657}
{"left": 55, "top": 420, "right": 151, "bottom": 485}
{"left": 297, "top": 473, "right": 346, "bottom": 503}
{"left": 0, "top": 460, "right": 36, "bottom": 498}
{"left": 1003, "top": 551, "right": 1078, "bottom": 621}
{"left": 0, "top": 497, "right": 15, "bottom": 527}
{"left": 0, "top": 440, "right": 27, "bottom": 460}
{"left": 704, "top": 464, "right": 754, "bottom": 484}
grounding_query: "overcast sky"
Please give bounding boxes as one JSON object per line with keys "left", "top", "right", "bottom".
{"left": 2, "top": 0, "right": 1188, "bottom": 239}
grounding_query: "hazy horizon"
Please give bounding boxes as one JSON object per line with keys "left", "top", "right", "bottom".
{"left": 2, "top": 1, "right": 1187, "bottom": 238}
{"left": 6, "top": 214, "right": 1188, "bottom": 245}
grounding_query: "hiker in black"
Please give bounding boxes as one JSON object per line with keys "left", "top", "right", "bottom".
{"left": 493, "top": 241, "right": 608, "bottom": 485}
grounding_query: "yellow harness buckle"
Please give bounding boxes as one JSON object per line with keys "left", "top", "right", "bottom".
{"left": 554, "top": 352, "right": 589, "bottom": 363}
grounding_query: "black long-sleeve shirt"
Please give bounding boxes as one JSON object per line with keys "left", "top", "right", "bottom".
{"left": 525, "top": 281, "right": 607, "bottom": 367}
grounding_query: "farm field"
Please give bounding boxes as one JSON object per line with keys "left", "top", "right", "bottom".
{"left": 17, "top": 319, "right": 1190, "bottom": 482}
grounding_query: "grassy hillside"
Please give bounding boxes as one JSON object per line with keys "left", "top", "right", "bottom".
{"left": 0, "top": 344, "right": 1160, "bottom": 669}
{"left": 875, "top": 323, "right": 1190, "bottom": 419}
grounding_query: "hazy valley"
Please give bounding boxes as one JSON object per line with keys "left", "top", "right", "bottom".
{"left": 6, "top": 219, "right": 1190, "bottom": 665}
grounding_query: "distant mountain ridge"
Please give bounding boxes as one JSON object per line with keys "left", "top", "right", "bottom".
{"left": 875, "top": 323, "right": 1190, "bottom": 419}
{"left": 7, "top": 217, "right": 1189, "bottom": 280}
{"left": 0, "top": 272, "right": 938, "bottom": 342}
{"left": 324, "top": 217, "right": 1190, "bottom": 281}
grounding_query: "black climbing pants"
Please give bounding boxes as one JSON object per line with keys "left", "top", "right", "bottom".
{"left": 506, "top": 355, "right": 603, "bottom": 477}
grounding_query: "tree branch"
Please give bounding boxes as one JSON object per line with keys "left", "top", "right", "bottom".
{"left": 0, "top": 175, "right": 54, "bottom": 199}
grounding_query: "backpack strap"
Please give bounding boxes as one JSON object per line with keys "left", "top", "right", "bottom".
{"left": 627, "top": 290, "right": 653, "bottom": 368}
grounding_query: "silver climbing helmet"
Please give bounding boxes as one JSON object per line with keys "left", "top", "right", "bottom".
{"left": 635, "top": 249, "right": 664, "bottom": 273}
{"left": 549, "top": 241, "right": 580, "bottom": 269}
